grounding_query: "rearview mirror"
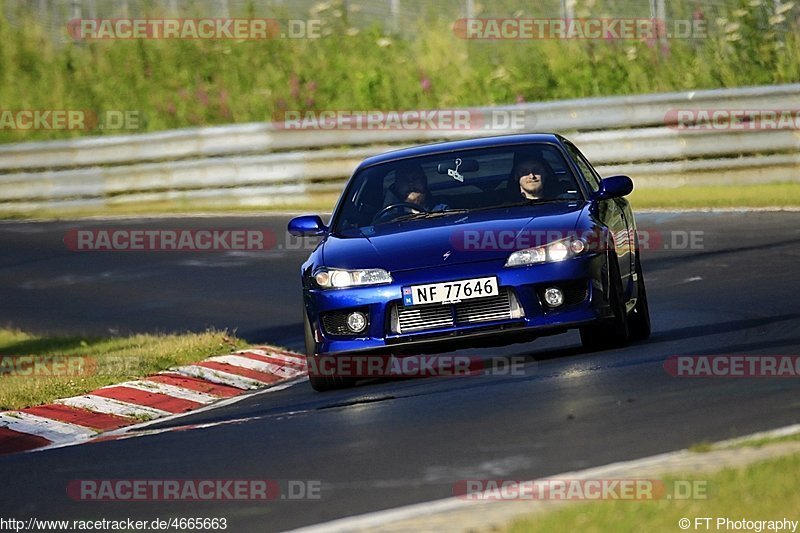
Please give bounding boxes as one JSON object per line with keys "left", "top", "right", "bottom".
{"left": 594, "top": 175, "right": 633, "bottom": 200}
{"left": 288, "top": 215, "right": 328, "bottom": 237}
{"left": 436, "top": 158, "right": 479, "bottom": 174}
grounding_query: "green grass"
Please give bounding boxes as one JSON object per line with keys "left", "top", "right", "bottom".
{"left": 508, "top": 452, "right": 800, "bottom": 533}
{"left": 688, "top": 441, "right": 714, "bottom": 453}
{"left": 1, "top": 183, "right": 797, "bottom": 221}
{"left": 0, "top": 194, "right": 340, "bottom": 221}
{"left": 688, "top": 432, "right": 800, "bottom": 453}
{"left": 629, "top": 182, "right": 800, "bottom": 209}
{"left": 0, "top": 327, "right": 247, "bottom": 410}
{"left": 1, "top": 0, "right": 799, "bottom": 143}
{"left": 723, "top": 432, "right": 800, "bottom": 450}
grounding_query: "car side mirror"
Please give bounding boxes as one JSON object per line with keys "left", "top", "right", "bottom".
{"left": 594, "top": 175, "right": 633, "bottom": 200}
{"left": 288, "top": 215, "right": 328, "bottom": 237}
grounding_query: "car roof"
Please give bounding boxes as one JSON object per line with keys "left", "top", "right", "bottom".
{"left": 355, "top": 133, "right": 565, "bottom": 170}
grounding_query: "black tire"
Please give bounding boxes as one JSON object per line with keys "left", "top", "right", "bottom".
{"left": 580, "top": 254, "right": 630, "bottom": 351}
{"left": 304, "top": 312, "right": 355, "bottom": 392}
{"left": 628, "top": 252, "right": 651, "bottom": 341}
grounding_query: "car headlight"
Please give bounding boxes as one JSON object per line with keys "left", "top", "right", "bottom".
{"left": 505, "top": 237, "right": 587, "bottom": 267}
{"left": 313, "top": 268, "right": 393, "bottom": 289}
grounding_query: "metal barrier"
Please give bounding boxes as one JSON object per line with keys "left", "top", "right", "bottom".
{"left": 1, "top": 84, "right": 798, "bottom": 212}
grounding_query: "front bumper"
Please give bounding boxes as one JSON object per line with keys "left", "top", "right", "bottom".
{"left": 304, "top": 254, "right": 610, "bottom": 355}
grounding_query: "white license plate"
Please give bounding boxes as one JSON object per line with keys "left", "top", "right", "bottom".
{"left": 402, "top": 277, "right": 498, "bottom": 306}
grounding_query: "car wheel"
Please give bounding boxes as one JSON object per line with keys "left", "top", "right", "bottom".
{"left": 580, "top": 254, "right": 630, "bottom": 351}
{"left": 304, "top": 312, "right": 355, "bottom": 392}
{"left": 628, "top": 252, "right": 651, "bottom": 341}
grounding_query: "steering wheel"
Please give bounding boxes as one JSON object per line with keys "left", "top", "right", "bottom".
{"left": 372, "top": 202, "right": 428, "bottom": 224}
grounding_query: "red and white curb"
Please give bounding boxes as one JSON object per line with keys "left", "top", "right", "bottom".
{"left": 0, "top": 346, "right": 307, "bottom": 456}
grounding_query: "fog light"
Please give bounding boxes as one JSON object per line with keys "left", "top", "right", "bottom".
{"left": 544, "top": 287, "right": 564, "bottom": 307}
{"left": 570, "top": 238, "right": 586, "bottom": 254}
{"left": 346, "top": 311, "right": 367, "bottom": 333}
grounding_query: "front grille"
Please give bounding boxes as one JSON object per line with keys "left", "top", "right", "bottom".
{"left": 563, "top": 284, "right": 589, "bottom": 306}
{"left": 393, "top": 288, "right": 521, "bottom": 334}
{"left": 394, "top": 303, "right": 454, "bottom": 333}
{"left": 321, "top": 312, "right": 351, "bottom": 336}
{"left": 456, "top": 290, "right": 513, "bottom": 324}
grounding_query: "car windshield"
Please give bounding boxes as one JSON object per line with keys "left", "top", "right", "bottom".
{"left": 331, "top": 143, "right": 584, "bottom": 234}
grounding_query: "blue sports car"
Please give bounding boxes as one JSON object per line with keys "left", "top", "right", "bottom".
{"left": 289, "top": 134, "right": 650, "bottom": 391}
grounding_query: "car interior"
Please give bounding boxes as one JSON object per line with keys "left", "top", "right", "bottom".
{"left": 335, "top": 147, "right": 583, "bottom": 231}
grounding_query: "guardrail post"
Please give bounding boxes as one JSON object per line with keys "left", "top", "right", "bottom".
{"left": 560, "top": 0, "right": 575, "bottom": 21}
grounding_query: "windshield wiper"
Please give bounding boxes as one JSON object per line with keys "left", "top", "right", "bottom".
{"left": 504, "top": 198, "right": 580, "bottom": 207}
{"left": 389, "top": 199, "right": 579, "bottom": 223}
{"left": 450, "top": 200, "right": 577, "bottom": 213}
{"left": 392, "top": 209, "right": 469, "bottom": 222}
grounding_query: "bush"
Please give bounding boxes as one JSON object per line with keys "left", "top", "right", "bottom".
{"left": 0, "top": 0, "right": 797, "bottom": 143}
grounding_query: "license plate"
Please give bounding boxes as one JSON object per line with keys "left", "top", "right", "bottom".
{"left": 402, "top": 277, "right": 498, "bottom": 306}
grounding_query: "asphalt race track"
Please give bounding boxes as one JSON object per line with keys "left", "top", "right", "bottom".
{"left": 0, "top": 212, "right": 798, "bottom": 531}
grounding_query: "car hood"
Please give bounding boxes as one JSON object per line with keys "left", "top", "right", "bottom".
{"left": 322, "top": 203, "right": 587, "bottom": 272}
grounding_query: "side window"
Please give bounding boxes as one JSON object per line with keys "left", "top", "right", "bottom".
{"left": 541, "top": 150, "right": 568, "bottom": 176}
{"left": 565, "top": 143, "right": 601, "bottom": 192}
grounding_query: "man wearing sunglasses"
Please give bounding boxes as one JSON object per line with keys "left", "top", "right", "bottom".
{"left": 512, "top": 159, "right": 550, "bottom": 200}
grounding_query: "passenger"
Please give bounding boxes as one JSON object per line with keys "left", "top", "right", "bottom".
{"left": 512, "top": 159, "right": 551, "bottom": 200}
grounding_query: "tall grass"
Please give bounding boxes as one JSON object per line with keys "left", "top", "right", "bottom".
{"left": 0, "top": 0, "right": 797, "bottom": 143}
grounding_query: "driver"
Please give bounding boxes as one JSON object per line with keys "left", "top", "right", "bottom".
{"left": 385, "top": 165, "right": 434, "bottom": 209}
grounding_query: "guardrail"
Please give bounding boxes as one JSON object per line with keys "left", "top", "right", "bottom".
{"left": 1, "top": 84, "right": 799, "bottom": 212}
